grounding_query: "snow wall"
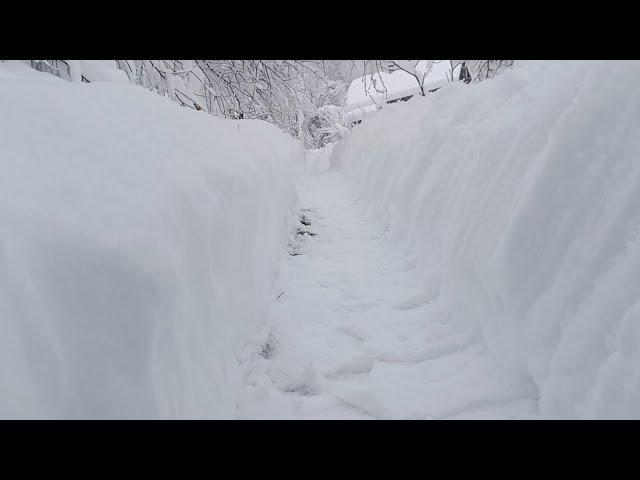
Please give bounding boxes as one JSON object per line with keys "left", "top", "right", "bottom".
{"left": 331, "top": 60, "right": 640, "bottom": 418}
{"left": 0, "top": 62, "right": 303, "bottom": 418}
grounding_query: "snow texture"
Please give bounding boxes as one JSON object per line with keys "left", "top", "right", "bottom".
{"left": 3, "top": 59, "right": 640, "bottom": 419}
{"left": 0, "top": 61, "right": 303, "bottom": 418}
{"left": 344, "top": 64, "right": 449, "bottom": 125}
{"left": 239, "top": 155, "right": 537, "bottom": 419}
{"left": 330, "top": 60, "right": 640, "bottom": 418}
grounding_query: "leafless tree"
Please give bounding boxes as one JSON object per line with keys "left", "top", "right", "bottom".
{"left": 450, "top": 60, "right": 515, "bottom": 83}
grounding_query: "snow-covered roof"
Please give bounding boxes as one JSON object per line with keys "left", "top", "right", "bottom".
{"left": 343, "top": 61, "right": 452, "bottom": 116}
{"left": 345, "top": 70, "right": 420, "bottom": 111}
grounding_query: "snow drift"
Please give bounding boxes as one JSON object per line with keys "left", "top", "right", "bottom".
{"left": 0, "top": 61, "right": 303, "bottom": 418}
{"left": 331, "top": 60, "right": 640, "bottom": 418}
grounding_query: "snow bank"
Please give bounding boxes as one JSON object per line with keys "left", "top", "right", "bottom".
{"left": 304, "top": 143, "right": 334, "bottom": 172}
{"left": 331, "top": 60, "right": 640, "bottom": 418}
{"left": 0, "top": 62, "right": 303, "bottom": 418}
{"left": 77, "top": 60, "right": 130, "bottom": 83}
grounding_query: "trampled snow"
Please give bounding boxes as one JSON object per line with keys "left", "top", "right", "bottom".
{"left": 238, "top": 160, "right": 538, "bottom": 418}
{"left": 0, "top": 61, "right": 303, "bottom": 418}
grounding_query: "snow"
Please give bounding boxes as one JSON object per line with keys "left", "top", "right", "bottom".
{"left": 343, "top": 62, "right": 450, "bottom": 125}
{"left": 304, "top": 143, "right": 334, "bottom": 172}
{"left": 418, "top": 60, "right": 451, "bottom": 82}
{"left": 345, "top": 61, "right": 451, "bottom": 108}
{"left": 343, "top": 103, "right": 377, "bottom": 127}
{"left": 345, "top": 69, "right": 421, "bottom": 107}
{"left": 0, "top": 62, "right": 303, "bottom": 418}
{"left": 0, "top": 61, "right": 64, "bottom": 81}
{"left": 238, "top": 165, "right": 537, "bottom": 419}
{"left": 78, "top": 60, "right": 130, "bottom": 83}
{"left": 4, "top": 58, "right": 640, "bottom": 419}
{"left": 329, "top": 60, "right": 640, "bottom": 418}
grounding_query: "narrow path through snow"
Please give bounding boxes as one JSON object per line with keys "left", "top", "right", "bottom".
{"left": 239, "top": 159, "right": 539, "bottom": 419}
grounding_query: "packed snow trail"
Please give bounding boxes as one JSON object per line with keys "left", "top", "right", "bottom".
{"left": 239, "top": 164, "right": 539, "bottom": 419}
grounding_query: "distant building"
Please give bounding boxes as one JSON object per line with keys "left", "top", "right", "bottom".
{"left": 342, "top": 68, "right": 447, "bottom": 127}
{"left": 450, "top": 60, "right": 515, "bottom": 83}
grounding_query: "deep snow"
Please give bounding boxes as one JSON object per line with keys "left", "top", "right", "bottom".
{"left": 3, "top": 59, "right": 640, "bottom": 419}
{"left": 331, "top": 60, "right": 640, "bottom": 418}
{"left": 0, "top": 61, "right": 302, "bottom": 418}
{"left": 239, "top": 157, "right": 538, "bottom": 418}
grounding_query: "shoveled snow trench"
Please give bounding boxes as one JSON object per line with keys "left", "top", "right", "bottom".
{"left": 238, "top": 162, "right": 540, "bottom": 419}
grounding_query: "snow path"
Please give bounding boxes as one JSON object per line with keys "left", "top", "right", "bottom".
{"left": 238, "top": 166, "right": 540, "bottom": 419}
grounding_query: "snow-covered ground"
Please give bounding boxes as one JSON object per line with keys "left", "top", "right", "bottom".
{"left": 239, "top": 155, "right": 538, "bottom": 418}
{"left": 3, "top": 59, "right": 640, "bottom": 419}
{"left": 331, "top": 60, "right": 640, "bottom": 418}
{"left": 0, "top": 61, "right": 302, "bottom": 418}
{"left": 241, "top": 61, "right": 640, "bottom": 419}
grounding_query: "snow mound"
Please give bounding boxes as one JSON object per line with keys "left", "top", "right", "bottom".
{"left": 0, "top": 63, "right": 303, "bottom": 418}
{"left": 331, "top": 60, "right": 640, "bottom": 418}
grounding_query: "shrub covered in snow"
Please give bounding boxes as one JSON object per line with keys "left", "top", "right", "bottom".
{"left": 303, "top": 105, "right": 348, "bottom": 149}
